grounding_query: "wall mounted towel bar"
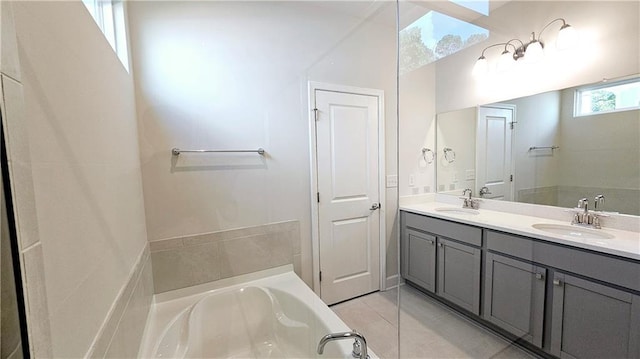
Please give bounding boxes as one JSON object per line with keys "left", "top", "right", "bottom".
{"left": 528, "top": 146, "right": 559, "bottom": 151}
{"left": 172, "top": 148, "right": 265, "bottom": 156}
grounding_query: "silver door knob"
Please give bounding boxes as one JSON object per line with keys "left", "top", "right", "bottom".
{"left": 369, "top": 203, "right": 380, "bottom": 210}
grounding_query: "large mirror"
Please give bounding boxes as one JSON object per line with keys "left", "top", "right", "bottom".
{"left": 436, "top": 76, "right": 640, "bottom": 216}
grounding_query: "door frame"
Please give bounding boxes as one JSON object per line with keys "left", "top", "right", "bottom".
{"left": 476, "top": 103, "right": 516, "bottom": 201}
{"left": 307, "top": 81, "right": 386, "bottom": 297}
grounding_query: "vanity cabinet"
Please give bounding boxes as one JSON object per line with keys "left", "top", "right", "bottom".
{"left": 400, "top": 210, "right": 640, "bottom": 359}
{"left": 483, "top": 253, "right": 546, "bottom": 347}
{"left": 400, "top": 212, "right": 482, "bottom": 315}
{"left": 402, "top": 229, "right": 436, "bottom": 292}
{"left": 550, "top": 272, "right": 640, "bottom": 359}
{"left": 437, "top": 238, "right": 481, "bottom": 314}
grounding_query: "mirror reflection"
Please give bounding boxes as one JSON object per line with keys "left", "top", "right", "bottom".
{"left": 436, "top": 76, "right": 640, "bottom": 216}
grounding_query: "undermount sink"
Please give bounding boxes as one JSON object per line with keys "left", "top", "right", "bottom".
{"left": 531, "top": 224, "right": 614, "bottom": 240}
{"left": 434, "top": 207, "right": 480, "bottom": 215}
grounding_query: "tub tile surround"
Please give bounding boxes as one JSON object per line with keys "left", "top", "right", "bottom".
{"left": 88, "top": 245, "right": 154, "bottom": 358}
{"left": 1, "top": 4, "right": 54, "bottom": 356}
{"left": 150, "top": 220, "right": 301, "bottom": 293}
{"left": 400, "top": 194, "right": 640, "bottom": 260}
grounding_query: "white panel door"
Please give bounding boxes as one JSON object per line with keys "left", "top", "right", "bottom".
{"left": 477, "top": 106, "right": 514, "bottom": 201}
{"left": 315, "top": 89, "right": 380, "bottom": 305}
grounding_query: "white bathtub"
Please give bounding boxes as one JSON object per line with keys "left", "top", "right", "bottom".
{"left": 139, "top": 266, "right": 376, "bottom": 358}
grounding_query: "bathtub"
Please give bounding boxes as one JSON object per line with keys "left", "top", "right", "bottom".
{"left": 139, "top": 266, "right": 376, "bottom": 358}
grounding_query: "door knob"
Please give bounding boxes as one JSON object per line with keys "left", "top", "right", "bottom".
{"left": 369, "top": 203, "right": 380, "bottom": 210}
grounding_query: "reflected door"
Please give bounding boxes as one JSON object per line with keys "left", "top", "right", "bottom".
{"left": 315, "top": 89, "right": 380, "bottom": 305}
{"left": 476, "top": 106, "right": 514, "bottom": 200}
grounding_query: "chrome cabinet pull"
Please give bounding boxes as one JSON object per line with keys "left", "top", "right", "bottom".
{"left": 553, "top": 279, "right": 562, "bottom": 286}
{"left": 535, "top": 273, "right": 544, "bottom": 280}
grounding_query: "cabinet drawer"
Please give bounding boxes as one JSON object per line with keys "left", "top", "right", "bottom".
{"left": 486, "top": 230, "right": 534, "bottom": 260}
{"left": 402, "top": 211, "right": 482, "bottom": 247}
{"left": 487, "top": 229, "right": 640, "bottom": 292}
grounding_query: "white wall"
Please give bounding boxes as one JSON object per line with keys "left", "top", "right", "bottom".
{"left": 509, "top": 91, "right": 562, "bottom": 202}
{"left": 435, "top": 107, "right": 476, "bottom": 194}
{"left": 435, "top": 1, "right": 640, "bottom": 113}
{"left": 557, "top": 88, "right": 640, "bottom": 214}
{"left": 12, "top": 2, "right": 148, "bottom": 357}
{"left": 399, "top": 64, "right": 437, "bottom": 197}
{"left": 127, "top": 1, "right": 398, "bottom": 286}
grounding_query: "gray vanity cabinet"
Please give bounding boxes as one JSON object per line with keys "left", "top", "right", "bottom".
{"left": 484, "top": 253, "right": 546, "bottom": 347}
{"left": 437, "top": 238, "right": 481, "bottom": 315}
{"left": 402, "top": 229, "right": 437, "bottom": 292}
{"left": 550, "top": 272, "right": 640, "bottom": 359}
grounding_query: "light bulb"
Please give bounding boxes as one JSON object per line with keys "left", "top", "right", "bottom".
{"left": 472, "top": 56, "right": 488, "bottom": 77}
{"left": 557, "top": 24, "right": 576, "bottom": 50}
{"left": 525, "top": 40, "right": 544, "bottom": 63}
{"left": 496, "top": 50, "right": 515, "bottom": 73}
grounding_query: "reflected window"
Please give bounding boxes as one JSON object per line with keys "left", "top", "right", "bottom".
{"left": 399, "top": 11, "right": 489, "bottom": 75}
{"left": 575, "top": 78, "right": 640, "bottom": 116}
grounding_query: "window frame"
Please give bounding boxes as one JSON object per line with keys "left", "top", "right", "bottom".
{"left": 574, "top": 77, "right": 640, "bottom": 117}
{"left": 82, "top": 0, "right": 130, "bottom": 72}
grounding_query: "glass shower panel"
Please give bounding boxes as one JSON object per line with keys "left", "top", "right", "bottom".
{"left": 1, "top": 142, "right": 26, "bottom": 358}
{"left": 129, "top": 0, "right": 399, "bottom": 356}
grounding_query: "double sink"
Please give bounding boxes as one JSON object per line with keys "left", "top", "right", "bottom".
{"left": 434, "top": 207, "right": 614, "bottom": 240}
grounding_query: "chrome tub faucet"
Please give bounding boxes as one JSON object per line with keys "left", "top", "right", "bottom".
{"left": 317, "top": 330, "right": 368, "bottom": 359}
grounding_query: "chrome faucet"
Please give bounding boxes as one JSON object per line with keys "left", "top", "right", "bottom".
{"left": 572, "top": 197, "right": 602, "bottom": 229}
{"left": 594, "top": 194, "right": 605, "bottom": 211}
{"left": 479, "top": 186, "right": 492, "bottom": 198}
{"left": 460, "top": 188, "right": 479, "bottom": 209}
{"left": 317, "top": 330, "right": 368, "bottom": 359}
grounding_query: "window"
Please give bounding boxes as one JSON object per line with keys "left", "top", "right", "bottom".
{"left": 575, "top": 78, "right": 640, "bottom": 116}
{"left": 399, "top": 11, "right": 489, "bottom": 75}
{"left": 82, "top": 0, "right": 129, "bottom": 71}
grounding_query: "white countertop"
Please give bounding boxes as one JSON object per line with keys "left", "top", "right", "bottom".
{"left": 400, "top": 201, "right": 640, "bottom": 261}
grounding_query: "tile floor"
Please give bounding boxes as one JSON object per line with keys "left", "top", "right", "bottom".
{"left": 331, "top": 284, "right": 538, "bottom": 359}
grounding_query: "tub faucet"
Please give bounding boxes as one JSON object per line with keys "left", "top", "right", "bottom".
{"left": 317, "top": 330, "right": 368, "bottom": 359}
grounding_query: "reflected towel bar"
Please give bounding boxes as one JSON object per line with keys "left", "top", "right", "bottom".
{"left": 172, "top": 148, "right": 265, "bottom": 156}
{"left": 528, "top": 146, "right": 559, "bottom": 151}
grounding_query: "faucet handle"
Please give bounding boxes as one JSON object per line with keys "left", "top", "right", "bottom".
{"left": 594, "top": 194, "right": 605, "bottom": 211}
{"left": 578, "top": 198, "right": 588, "bottom": 208}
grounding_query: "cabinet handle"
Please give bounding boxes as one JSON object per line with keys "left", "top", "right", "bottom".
{"left": 429, "top": 240, "right": 434, "bottom": 245}
{"left": 553, "top": 279, "right": 562, "bottom": 286}
{"left": 535, "top": 273, "right": 544, "bottom": 280}
{"left": 437, "top": 243, "right": 443, "bottom": 247}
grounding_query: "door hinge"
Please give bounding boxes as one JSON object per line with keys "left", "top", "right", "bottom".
{"left": 313, "top": 108, "right": 319, "bottom": 121}
{"left": 319, "top": 271, "right": 322, "bottom": 282}
{"left": 510, "top": 121, "right": 517, "bottom": 129}
{"left": 317, "top": 192, "right": 320, "bottom": 203}
{"left": 510, "top": 174, "right": 513, "bottom": 182}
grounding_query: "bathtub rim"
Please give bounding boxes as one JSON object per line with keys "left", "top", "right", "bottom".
{"left": 138, "top": 265, "right": 378, "bottom": 358}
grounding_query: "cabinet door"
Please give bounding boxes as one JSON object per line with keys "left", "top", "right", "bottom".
{"left": 437, "top": 238, "right": 481, "bottom": 314}
{"left": 551, "top": 273, "right": 640, "bottom": 359}
{"left": 484, "top": 253, "right": 546, "bottom": 347}
{"left": 402, "top": 228, "right": 436, "bottom": 292}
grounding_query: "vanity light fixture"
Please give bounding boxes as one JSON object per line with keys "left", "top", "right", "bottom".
{"left": 472, "top": 18, "right": 577, "bottom": 76}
